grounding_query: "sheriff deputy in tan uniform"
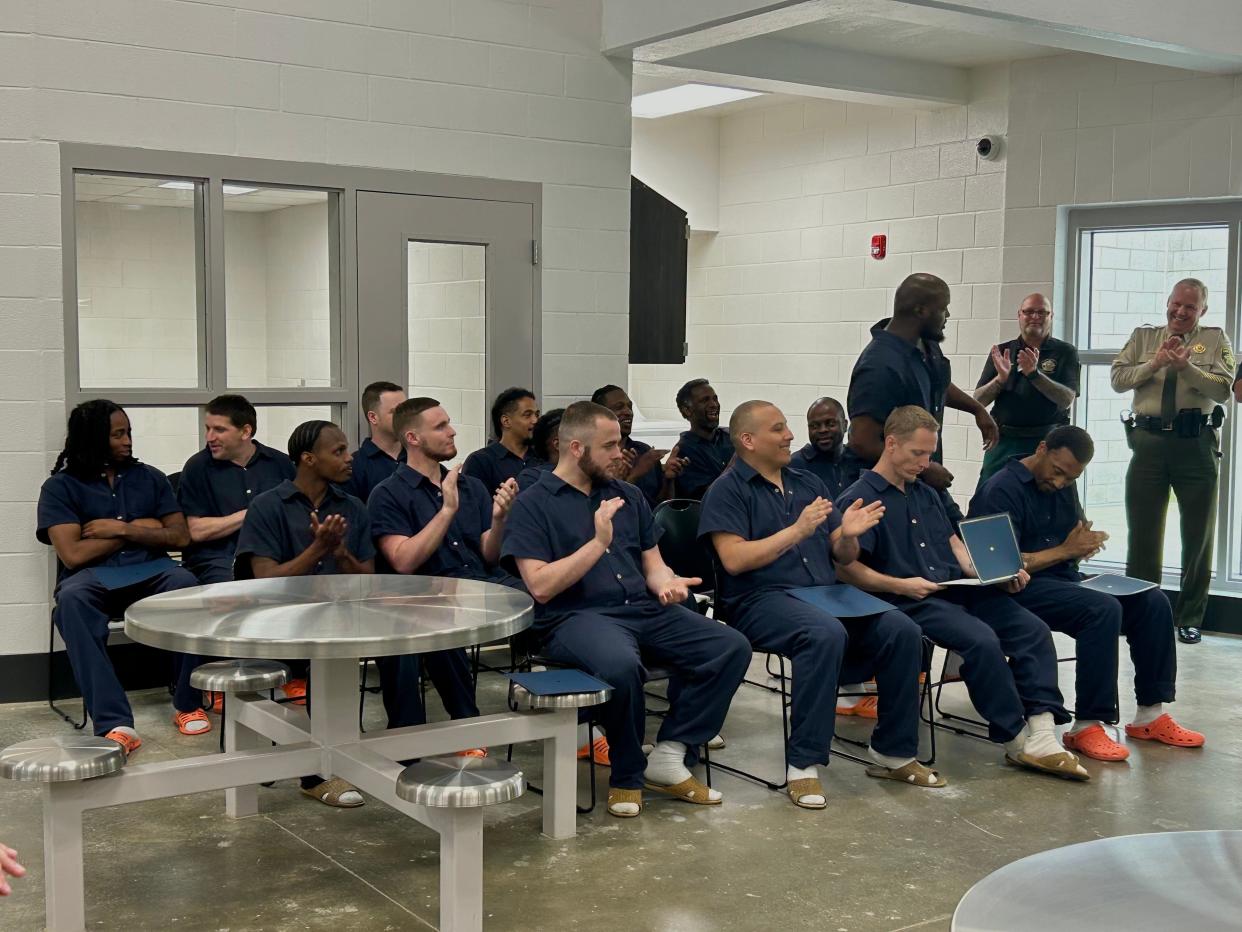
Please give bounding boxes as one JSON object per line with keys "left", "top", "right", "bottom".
{"left": 1111, "top": 277, "right": 1234, "bottom": 644}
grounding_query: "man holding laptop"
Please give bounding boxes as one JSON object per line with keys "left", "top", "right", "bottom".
{"left": 836, "top": 406, "right": 1087, "bottom": 781}
{"left": 969, "top": 426, "right": 1202, "bottom": 761}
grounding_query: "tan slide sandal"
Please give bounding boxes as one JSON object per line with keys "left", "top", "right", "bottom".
{"left": 788, "top": 777, "right": 828, "bottom": 809}
{"left": 1005, "top": 751, "right": 1090, "bottom": 781}
{"left": 865, "top": 760, "right": 947, "bottom": 788}
{"left": 607, "top": 788, "right": 643, "bottom": 818}
{"left": 643, "top": 775, "right": 721, "bottom": 805}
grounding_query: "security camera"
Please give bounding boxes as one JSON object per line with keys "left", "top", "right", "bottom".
{"left": 976, "top": 135, "right": 1002, "bottom": 161}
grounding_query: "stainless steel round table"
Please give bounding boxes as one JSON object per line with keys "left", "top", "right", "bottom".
{"left": 953, "top": 830, "right": 1242, "bottom": 931}
{"left": 125, "top": 574, "right": 532, "bottom": 659}
{"left": 26, "top": 575, "right": 573, "bottom": 932}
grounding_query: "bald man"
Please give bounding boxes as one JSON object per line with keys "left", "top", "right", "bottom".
{"left": 700, "top": 401, "right": 940, "bottom": 808}
{"left": 789, "top": 397, "right": 847, "bottom": 499}
{"left": 974, "top": 294, "right": 1080, "bottom": 486}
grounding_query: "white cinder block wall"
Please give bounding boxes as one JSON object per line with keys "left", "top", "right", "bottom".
{"left": 0, "top": 0, "right": 631, "bottom": 658}
{"left": 630, "top": 66, "right": 1011, "bottom": 501}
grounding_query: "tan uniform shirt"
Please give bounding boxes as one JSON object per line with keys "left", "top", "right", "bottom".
{"left": 1110, "top": 323, "right": 1234, "bottom": 416}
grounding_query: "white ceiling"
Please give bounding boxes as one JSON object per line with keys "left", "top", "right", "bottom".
{"left": 774, "top": 15, "right": 1056, "bottom": 67}
{"left": 74, "top": 174, "right": 328, "bottom": 213}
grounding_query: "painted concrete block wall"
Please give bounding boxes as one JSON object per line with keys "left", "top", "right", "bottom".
{"left": 407, "top": 242, "right": 487, "bottom": 461}
{"left": 0, "top": 0, "right": 631, "bottom": 655}
{"left": 630, "top": 72, "right": 1010, "bottom": 501}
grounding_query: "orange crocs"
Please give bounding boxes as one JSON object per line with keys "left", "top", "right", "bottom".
{"left": 837, "top": 695, "right": 878, "bottom": 720}
{"left": 1063, "top": 724, "right": 1130, "bottom": 761}
{"left": 1125, "top": 713, "right": 1204, "bottom": 748}
{"left": 577, "top": 735, "right": 611, "bottom": 766}
{"left": 173, "top": 708, "right": 212, "bottom": 736}
{"left": 281, "top": 678, "right": 308, "bottom": 706}
{"left": 103, "top": 729, "right": 142, "bottom": 758}
{"left": 455, "top": 747, "right": 488, "bottom": 758}
{"left": 204, "top": 691, "right": 224, "bottom": 715}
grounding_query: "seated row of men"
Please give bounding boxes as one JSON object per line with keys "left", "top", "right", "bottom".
{"left": 37, "top": 382, "right": 1201, "bottom": 818}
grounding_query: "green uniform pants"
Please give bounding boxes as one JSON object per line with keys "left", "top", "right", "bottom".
{"left": 1124, "top": 428, "right": 1219, "bottom": 629}
{"left": 977, "top": 433, "right": 1045, "bottom": 488}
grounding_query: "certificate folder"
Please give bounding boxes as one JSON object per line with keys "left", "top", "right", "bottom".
{"left": 1079, "top": 574, "right": 1158, "bottom": 597}
{"left": 788, "top": 584, "right": 895, "bottom": 618}
{"left": 958, "top": 514, "right": 1023, "bottom": 586}
{"left": 507, "top": 670, "right": 612, "bottom": 696}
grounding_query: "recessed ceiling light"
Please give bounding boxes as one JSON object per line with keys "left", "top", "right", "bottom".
{"left": 631, "top": 83, "right": 763, "bottom": 119}
{"left": 157, "top": 181, "right": 258, "bottom": 195}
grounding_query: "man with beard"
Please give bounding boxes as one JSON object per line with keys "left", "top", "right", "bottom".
{"left": 463, "top": 387, "right": 540, "bottom": 493}
{"left": 673, "top": 379, "right": 733, "bottom": 500}
{"left": 974, "top": 294, "right": 1079, "bottom": 487}
{"left": 1111, "top": 278, "right": 1234, "bottom": 645}
{"left": 842, "top": 273, "right": 998, "bottom": 504}
{"left": 790, "top": 396, "right": 848, "bottom": 499}
{"left": 969, "top": 426, "right": 1202, "bottom": 762}
{"left": 367, "top": 397, "right": 519, "bottom": 749}
{"left": 501, "top": 401, "right": 752, "bottom": 818}
{"left": 591, "top": 384, "right": 687, "bottom": 506}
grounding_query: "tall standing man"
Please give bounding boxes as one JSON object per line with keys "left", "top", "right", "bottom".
{"left": 843, "top": 273, "right": 998, "bottom": 503}
{"left": 1111, "top": 279, "right": 1234, "bottom": 644}
{"left": 974, "top": 294, "right": 1079, "bottom": 486}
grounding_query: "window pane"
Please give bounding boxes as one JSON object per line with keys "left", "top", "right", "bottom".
{"left": 1078, "top": 365, "right": 1194, "bottom": 576}
{"left": 408, "top": 242, "right": 486, "bottom": 462}
{"left": 224, "top": 186, "right": 335, "bottom": 388}
{"left": 123, "top": 406, "right": 201, "bottom": 478}
{"left": 74, "top": 173, "right": 202, "bottom": 389}
{"left": 1081, "top": 225, "right": 1228, "bottom": 351}
{"left": 256, "top": 405, "right": 336, "bottom": 455}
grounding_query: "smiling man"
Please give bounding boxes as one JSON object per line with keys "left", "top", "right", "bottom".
{"left": 789, "top": 396, "right": 848, "bottom": 499}
{"left": 674, "top": 379, "right": 733, "bottom": 500}
{"left": 1111, "top": 278, "right": 1235, "bottom": 644}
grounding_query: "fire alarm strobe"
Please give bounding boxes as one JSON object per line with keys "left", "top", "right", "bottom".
{"left": 871, "top": 234, "right": 886, "bottom": 259}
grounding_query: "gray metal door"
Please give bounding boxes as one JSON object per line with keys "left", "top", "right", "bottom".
{"left": 356, "top": 191, "right": 537, "bottom": 455}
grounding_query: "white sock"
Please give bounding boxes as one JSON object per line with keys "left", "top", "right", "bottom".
{"left": 110, "top": 725, "right": 139, "bottom": 740}
{"left": 1069, "top": 719, "right": 1101, "bottom": 735}
{"left": 837, "top": 684, "right": 868, "bottom": 708}
{"left": 1003, "top": 724, "right": 1029, "bottom": 756}
{"left": 867, "top": 746, "right": 915, "bottom": 770}
{"left": 643, "top": 741, "right": 722, "bottom": 801}
{"left": 643, "top": 740, "right": 692, "bottom": 785}
{"left": 180, "top": 716, "right": 210, "bottom": 734}
{"left": 1132, "top": 704, "right": 1163, "bottom": 725}
{"left": 787, "top": 764, "right": 824, "bottom": 806}
{"left": 1022, "top": 712, "right": 1065, "bottom": 758}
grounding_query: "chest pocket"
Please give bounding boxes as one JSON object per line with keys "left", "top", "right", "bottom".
{"left": 919, "top": 492, "right": 955, "bottom": 550}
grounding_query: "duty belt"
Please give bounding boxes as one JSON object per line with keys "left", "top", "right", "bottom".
{"left": 1131, "top": 413, "right": 1209, "bottom": 432}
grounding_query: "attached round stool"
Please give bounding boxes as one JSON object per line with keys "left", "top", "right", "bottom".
{"left": 0, "top": 736, "right": 125, "bottom": 782}
{"left": 189, "top": 659, "right": 290, "bottom": 693}
{"left": 508, "top": 681, "right": 612, "bottom": 710}
{"left": 396, "top": 756, "right": 525, "bottom": 808}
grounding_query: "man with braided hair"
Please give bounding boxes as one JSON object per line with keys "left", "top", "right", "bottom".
{"left": 37, "top": 400, "right": 199, "bottom": 755}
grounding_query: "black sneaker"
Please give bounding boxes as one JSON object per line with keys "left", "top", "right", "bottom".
{"left": 1177, "top": 626, "right": 1202, "bottom": 644}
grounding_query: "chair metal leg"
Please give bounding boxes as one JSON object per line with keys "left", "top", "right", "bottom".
{"left": 47, "top": 616, "right": 87, "bottom": 730}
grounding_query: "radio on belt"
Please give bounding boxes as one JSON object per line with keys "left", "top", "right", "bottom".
{"left": 870, "top": 234, "right": 886, "bottom": 259}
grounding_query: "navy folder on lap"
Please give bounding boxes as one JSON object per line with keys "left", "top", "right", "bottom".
{"left": 957, "top": 514, "right": 1023, "bottom": 585}
{"left": 507, "top": 670, "right": 612, "bottom": 695}
{"left": 788, "top": 584, "right": 894, "bottom": 618}
{"left": 1079, "top": 574, "right": 1158, "bottom": 597}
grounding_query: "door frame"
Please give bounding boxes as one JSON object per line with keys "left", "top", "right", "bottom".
{"left": 59, "top": 143, "right": 542, "bottom": 443}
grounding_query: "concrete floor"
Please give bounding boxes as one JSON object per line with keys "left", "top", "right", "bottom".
{"left": 1, "top": 632, "right": 1240, "bottom": 932}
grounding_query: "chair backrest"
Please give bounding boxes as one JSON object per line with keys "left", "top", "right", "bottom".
{"left": 652, "top": 499, "right": 713, "bottom": 592}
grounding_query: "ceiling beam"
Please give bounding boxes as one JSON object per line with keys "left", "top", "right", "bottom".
{"left": 651, "top": 35, "right": 972, "bottom": 107}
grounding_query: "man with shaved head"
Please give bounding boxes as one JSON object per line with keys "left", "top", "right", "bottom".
{"left": 790, "top": 397, "right": 847, "bottom": 498}
{"left": 700, "top": 400, "right": 942, "bottom": 808}
{"left": 501, "top": 401, "right": 751, "bottom": 818}
{"left": 973, "top": 293, "right": 1079, "bottom": 486}
{"left": 842, "top": 273, "right": 998, "bottom": 506}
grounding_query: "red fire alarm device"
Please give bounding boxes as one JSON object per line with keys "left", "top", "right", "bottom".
{"left": 871, "top": 234, "right": 887, "bottom": 259}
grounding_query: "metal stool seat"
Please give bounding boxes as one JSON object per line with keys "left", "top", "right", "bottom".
{"left": 508, "top": 679, "right": 612, "bottom": 710}
{"left": 396, "top": 756, "right": 525, "bottom": 808}
{"left": 0, "top": 736, "right": 125, "bottom": 782}
{"left": 189, "top": 659, "right": 290, "bottom": 693}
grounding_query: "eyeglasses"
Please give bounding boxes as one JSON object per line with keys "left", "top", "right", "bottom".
{"left": 1019, "top": 309, "right": 1051, "bottom": 319}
